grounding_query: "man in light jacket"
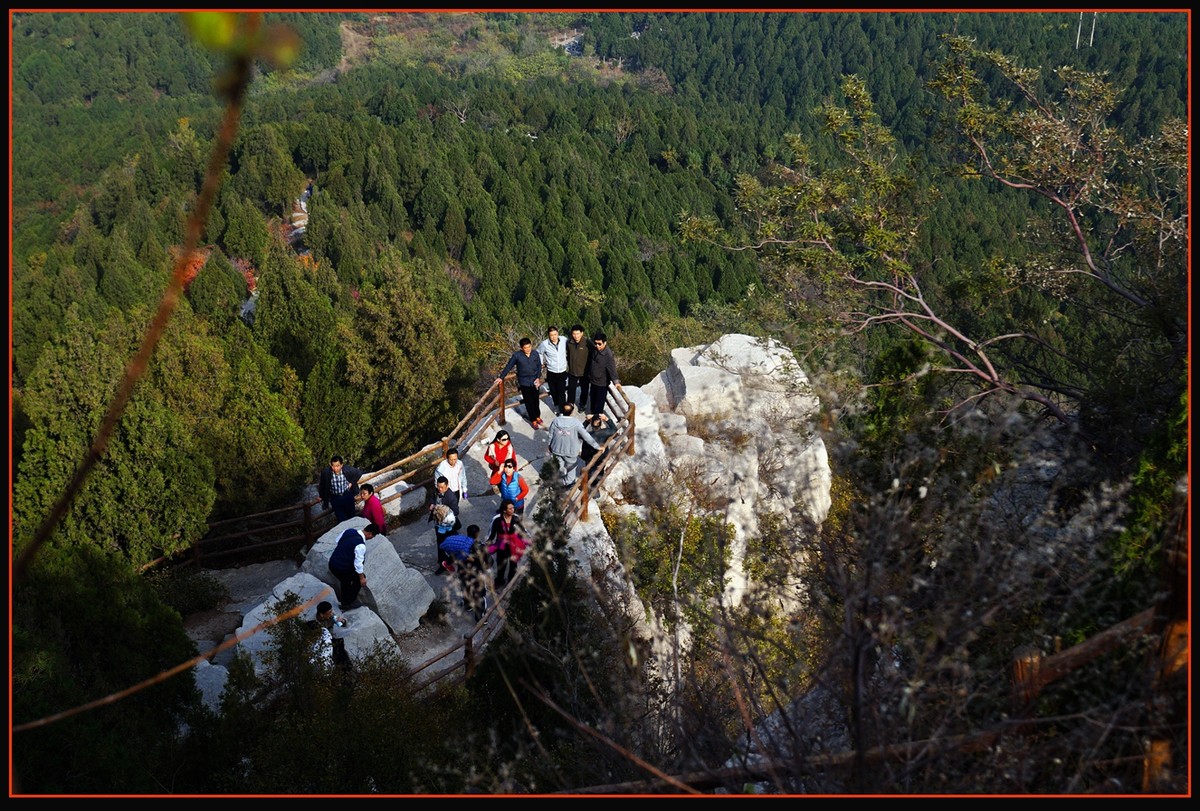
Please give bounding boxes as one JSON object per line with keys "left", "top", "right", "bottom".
{"left": 546, "top": 402, "right": 601, "bottom": 485}
{"left": 537, "top": 326, "right": 569, "bottom": 415}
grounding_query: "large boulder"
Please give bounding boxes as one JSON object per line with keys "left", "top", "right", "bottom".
{"left": 614, "top": 333, "right": 830, "bottom": 602}
{"left": 233, "top": 572, "right": 399, "bottom": 679}
{"left": 233, "top": 572, "right": 335, "bottom": 677}
{"left": 301, "top": 518, "right": 436, "bottom": 634}
{"left": 596, "top": 334, "right": 831, "bottom": 608}
{"left": 192, "top": 659, "right": 229, "bottom": 714}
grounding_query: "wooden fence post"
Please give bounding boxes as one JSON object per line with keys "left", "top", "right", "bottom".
{"left": 626, "top": 403, "right": 636, "bottom": 456}
{"left": 580, "top": 475, "right": 590, "bottom": 521}
{"left": 1011, "top": 644, "right": 1043, "bottom": 715}
{"left": 498, "top": 380, "right": 507, "bottom": 425}
{"left": 464, "top": 634, "right": 476, "bottom": 679}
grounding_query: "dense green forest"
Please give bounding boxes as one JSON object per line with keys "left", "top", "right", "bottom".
{"left": 10, "top": 11, "right": 1188, "bottom": 794}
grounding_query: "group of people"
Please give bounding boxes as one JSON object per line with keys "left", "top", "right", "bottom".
{"left": 495, "top": 326, "right": 620, "bottom": 433}
{"left": 495, "top": 326, "right": 622, "bottom": 486}
{"left": 434, "top": 498, "right": 528, "bottom": 621}
{"left": 318, "top": 455, "right": 386, "bottom": 527}
{"left": 424, "top": 447, "right": 531, "bottom": 619}
{"left": 317, "top": 325, "right": 622, "bottom": 619}
{"left": 318, "top": 443, "right": 533, "bottom": 620}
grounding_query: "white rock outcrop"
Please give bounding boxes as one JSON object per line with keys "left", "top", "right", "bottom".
{"left": 191, "top": 333, "right": 831, "bottom": 717}
{"left": 591, "top": 333, "right": 831, "bottom": 607}
{"left": 231, "top": 572, "right": 399, "bottom": 680}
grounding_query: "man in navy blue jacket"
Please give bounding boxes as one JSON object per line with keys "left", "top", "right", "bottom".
{"left": 496, "top": 337, "right": 545, "bottom": 428}
{"left": 328, "top": 522, "right": 379, "bottom": 610}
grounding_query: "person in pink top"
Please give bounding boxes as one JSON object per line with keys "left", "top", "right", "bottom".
{"left": 357, "top": 482, "right": 386, "bottom": 532}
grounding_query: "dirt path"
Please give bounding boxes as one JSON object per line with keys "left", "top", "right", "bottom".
{"left": 337, "top": 21, "right": 370, "bottom": 75}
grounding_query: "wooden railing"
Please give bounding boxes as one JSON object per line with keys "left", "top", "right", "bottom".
{"left": 154, "top": 377, "right": 531, "bottom": 570}
{"left": 171, "top": 378, "right": 635, "bottom": 570}
{"left": 405, "top": 384, "right": 637, "bottom": 693}
{"left": 156, "top": 378, "right": 636, "bottom": 690}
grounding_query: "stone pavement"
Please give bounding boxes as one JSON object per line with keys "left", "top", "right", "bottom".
{"left": 383, "top": 404, "right": 551, "bottom": 579}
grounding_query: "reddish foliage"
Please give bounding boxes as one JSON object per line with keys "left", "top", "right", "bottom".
{"left": 231, "top": 257, "right": 257, "bottom": 294}
{"left": 174, "top": 246, "right": 212, "bottom": 290}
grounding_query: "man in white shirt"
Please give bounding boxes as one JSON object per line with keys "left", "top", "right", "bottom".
{"left": 435, "top": 446, "right": 469, "bottom": 504}
{"left": 537, "top": 326, "right": 570, "bottom": 415}
{"left": 327, "top": 522, "right": 379, "bottom": 610}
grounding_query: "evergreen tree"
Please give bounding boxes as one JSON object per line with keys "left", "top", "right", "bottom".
{"left": 187, "top": 248, "right": 247, "bottom": 330}
{"left": 13, "top": 543, "right": 203, "bottom": 793}
{"left": 204, "top": 340, "right": 312, "bottom": 515}
{"left": 299, "top": 346, "right": 371, "bottom": 467}
{"left": 220, "top": 193, "right": 270, "bottom": 271}
{"left": 253, "top": 239, "right": 338, "bottom": 380}
{"left": 13, "top": 307, "right": 217, "bottom": 569}
{"left": 342, "top": 254, "right": 458, "bottom": 463}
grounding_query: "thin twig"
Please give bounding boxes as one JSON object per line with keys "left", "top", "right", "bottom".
{"left": 13, "top": 40, "right": 254, "bottom": 584}
{"left": 14, "top": 588, "right": 331, "bottom": 733}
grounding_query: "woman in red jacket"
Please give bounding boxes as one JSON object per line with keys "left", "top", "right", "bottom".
{"left": 483, "top": 430, "right": 518, "bottom": 488}
{"left": 486, "top": 499, "right": 528, "bottom": 588}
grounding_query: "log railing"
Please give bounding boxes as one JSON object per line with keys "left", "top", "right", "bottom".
{"left": 405, "top": 383, "right": 636, "bottom": 692}
{"left": 157, "top": 377, "right": 530, "bottom": 569}
{"left": 155, "top": 379, "right": 635, "bottom": 691}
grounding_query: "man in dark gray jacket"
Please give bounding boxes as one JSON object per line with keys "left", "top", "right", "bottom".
{"left": 586, "top": 332, "right": 620, "bottom": 421}
{"left": 565, "top": 324, "right": 591, "bottom": 411}
{"left": 547, "top": 403, "right": 600, "bottom": 485}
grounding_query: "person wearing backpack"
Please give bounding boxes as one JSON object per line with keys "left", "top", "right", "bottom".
{"left": 426, "top": 476, "right": 462, "bottom": 575}
{"left": 546, "top": 402, "right": 600, "bottom": 485}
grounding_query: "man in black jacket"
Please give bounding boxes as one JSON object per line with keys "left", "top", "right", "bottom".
{"left": 319, "top": 455, "right": 363, "bottom": 512}
{"left": 426, "top": 476, "right": 462, "bottom": 574}
{"left": 565, "top": 324, "right": 591, "bottom": 411}
{"left": 586, "top": 332, "right": 620, "bottom": 421}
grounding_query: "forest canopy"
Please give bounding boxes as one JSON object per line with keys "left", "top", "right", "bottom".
{"left": 10, "top": 10, "right": 1189, "bottom": 795}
